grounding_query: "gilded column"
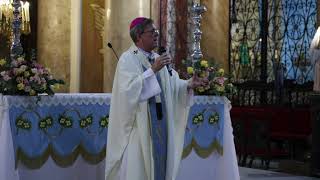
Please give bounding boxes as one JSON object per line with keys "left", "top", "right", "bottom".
{"left": 201, "top": 0, "right": 229, "bottom": 71}
{"left": 104, "top": 0, "right": 151, "bottom": 92}
{"left": 37, "top": 0, "right": 71, "bottom": 92}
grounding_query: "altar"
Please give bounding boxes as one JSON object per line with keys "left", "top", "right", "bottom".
{"left": 0, "top": 93, "right": 239, "bottom": 180}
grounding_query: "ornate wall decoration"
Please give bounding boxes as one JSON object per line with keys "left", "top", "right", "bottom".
{"left": 80, "top": 0, "right": 105, "bottom": 92}
{"left": 166, "top": 0, "right": 177, "bottom": 69}
{"left": 230, "top": 0, "right": 317, "bottom": 84}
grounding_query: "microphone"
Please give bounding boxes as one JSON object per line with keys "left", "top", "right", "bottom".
{"left": 107, "top": 42, "right": 119, "bottom": 60}
{"left": 158, "top": 46, "right": 172, "bottom": 76}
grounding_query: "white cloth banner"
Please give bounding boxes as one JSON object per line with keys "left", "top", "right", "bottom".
{"left": 0, "top": 94, "right": 239, "bottom": 180}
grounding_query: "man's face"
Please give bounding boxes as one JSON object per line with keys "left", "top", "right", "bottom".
{"left": 138, "top": 24, "right": 159, "bottom": 52}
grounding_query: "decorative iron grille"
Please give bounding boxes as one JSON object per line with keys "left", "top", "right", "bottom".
{"left": 229, "top": 0, "right": 316, "bottom": 106}
{"left": 230, "top": 0, "right": 261, "bottom": 82}
{"left": 230, "top": 0, "right": 316, "bottom": 83}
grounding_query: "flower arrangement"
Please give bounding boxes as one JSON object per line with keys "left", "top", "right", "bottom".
{"left": 184, "top": 59, "right": 235, "bottom": 96}
{"left": 0, "top": 55, "right": 64, "bottom": 96}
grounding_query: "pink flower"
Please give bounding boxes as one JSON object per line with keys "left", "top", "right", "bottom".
{"left": 215, "top": 77, "right": 225, "bottom": 85}
{"left": 34, "top": 63, "right": 44, "bottom": 69}
{"left": 13, "top": 68, "right": 20, "bottom": 75}
{"left": 3, "top": 75, "right": 11, "bottom": 81}
{"left": 38, "top": 69, "right": 44, "bottom": 74}
{"left": 23, "top": 79, "right": 29, "bottom": 85}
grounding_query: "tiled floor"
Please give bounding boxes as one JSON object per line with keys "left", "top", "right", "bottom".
{"left": 240, "top": 167, "right": 320, "bottom": 180}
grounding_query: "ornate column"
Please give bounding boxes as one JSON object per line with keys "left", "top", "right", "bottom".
{"left": 70, "top": 0, "right": 82, "bottom": 92}
{"left": 10, "top": 0, "right": 23, "bottom": 58}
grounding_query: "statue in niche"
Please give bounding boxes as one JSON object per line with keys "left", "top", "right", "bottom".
{"left": 310, "top": 27, "right": 320, "bottom": 92}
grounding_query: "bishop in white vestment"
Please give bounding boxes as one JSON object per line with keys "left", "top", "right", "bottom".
{"left": 105, "top": 17, "right": 207, "bottom": 180}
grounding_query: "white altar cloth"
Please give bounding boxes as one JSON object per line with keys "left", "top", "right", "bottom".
{"left": 0, "top": 93, "right": 239, "bottom": 180}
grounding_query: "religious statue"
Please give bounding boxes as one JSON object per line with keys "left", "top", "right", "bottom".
{"left": 310, "top": 27, "right": 320, "bottom": 92}
{"left": 239, "top": 35, "right": 249, "bottom": 65}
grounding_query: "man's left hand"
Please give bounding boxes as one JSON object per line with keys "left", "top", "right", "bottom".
{"left": 187, "top": 74, "right": 209, "bottom": 90}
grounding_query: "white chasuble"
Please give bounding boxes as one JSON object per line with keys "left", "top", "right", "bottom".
{"left": 105, "top": 44, "right": 191, "bottom": 180}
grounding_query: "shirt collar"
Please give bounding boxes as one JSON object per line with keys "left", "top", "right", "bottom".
{"left": 138, "top": 48, "right": 155, "bottom": 59}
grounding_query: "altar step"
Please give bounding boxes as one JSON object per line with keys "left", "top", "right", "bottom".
{"left": 240, "top": 167, "right": 320, "bottom": 180}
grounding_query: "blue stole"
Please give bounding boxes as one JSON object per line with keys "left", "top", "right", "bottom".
{"left": 142, "top": 65, "right": 168, "bottom": 180}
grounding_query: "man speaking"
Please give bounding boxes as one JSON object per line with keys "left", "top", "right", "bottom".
{"left": 105, "top": 17, "right": 207, "bottom": 180}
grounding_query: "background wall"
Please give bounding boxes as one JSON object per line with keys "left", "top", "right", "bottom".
{"left": 37, "top": 0, "right": 71, "bottom": 92}
{"left": 201, "top": 0, "right": 229, "bottom": 71}
{"left": 103, "top": 0, "right": 151, "bottom": 92}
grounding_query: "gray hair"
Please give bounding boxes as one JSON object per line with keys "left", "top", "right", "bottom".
{"left": 130, "top": 18, "right": 154, "bottom": 43}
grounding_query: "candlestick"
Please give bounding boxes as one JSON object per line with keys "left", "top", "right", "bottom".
{"left": 10, "top": 0, "right": 23, "bottom": 57}
{"left": 191, "top": 2, "right": 206, "bottom": 66}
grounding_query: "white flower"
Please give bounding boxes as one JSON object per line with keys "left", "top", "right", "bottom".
{"left": 31, "top": 68, "right": 38, "bottom": 74}
{"left": 20, "top": 65, "right": 27, "bottom": 71}
{"left": 0, "top": 71, "right": 6, "bottom": 76}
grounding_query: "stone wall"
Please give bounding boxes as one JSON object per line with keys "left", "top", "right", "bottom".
{"left": 37, "top": 0, "right": 71, "bottom": 92}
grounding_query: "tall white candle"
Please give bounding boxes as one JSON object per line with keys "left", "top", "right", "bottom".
{"left": 25, "top": 2, "right": 29, "bottom": 22}
{"left": 275, "top": 50, "right": 279, "bottom": 60}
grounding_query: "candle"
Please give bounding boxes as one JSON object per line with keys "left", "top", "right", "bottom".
{"left": 25, "top": 1, "right": 29, "bottom": 22}
{"left": 275, "top": 50, "right": 278, "bottom": 60}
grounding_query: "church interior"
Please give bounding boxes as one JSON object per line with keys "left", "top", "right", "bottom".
{"left": 1, "top": 0, "right": 320, "bottom": 180}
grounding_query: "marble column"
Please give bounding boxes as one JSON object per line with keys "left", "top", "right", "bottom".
{"left": 70, "top": 0, "right": 82, "bottom": 92}
{"left": 37, "top": 0, "right": 71, "bottom": 92}
{"left": 103, "top": 0, "right": 151, "bottom": 92}
{"left": 201, "top": 0, "right": 229, "bottom": 71}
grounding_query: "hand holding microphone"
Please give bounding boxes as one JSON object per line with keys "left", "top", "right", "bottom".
{"left": 151, "top": 47, "right": 173, "bottom": 76}
{"left": 151, "top": 53, "right": 171, "bottom": 73}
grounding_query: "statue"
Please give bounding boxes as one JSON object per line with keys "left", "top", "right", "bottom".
{"left": 310, "top": 27, "right": 320, "bottom": 92}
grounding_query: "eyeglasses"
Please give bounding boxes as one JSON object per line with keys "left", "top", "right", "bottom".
{"left": 142, "top": 29, "right": 159, "bottom": 35}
